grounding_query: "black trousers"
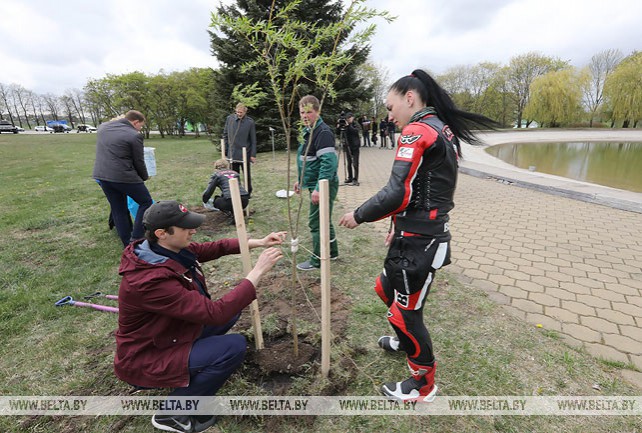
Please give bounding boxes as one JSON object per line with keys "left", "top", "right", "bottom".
{"left": 345, "top": 146, "right": 360, "bottom": 182}
{"left": 213, "top": 196, "right": 249, "bottom": 213}
{"left": 374, "top": 234, "right": 451, "bottom": 366}
{"left": 98, "top": 180, "right": 152, "bottom": 247}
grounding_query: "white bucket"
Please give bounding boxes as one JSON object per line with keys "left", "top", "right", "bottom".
{"left": 144, "top": 147, "right": 157, "bottom": 176}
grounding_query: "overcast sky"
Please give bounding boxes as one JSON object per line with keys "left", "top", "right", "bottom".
{"left": 1, "top": 0, "right": 641, "bottom": 95}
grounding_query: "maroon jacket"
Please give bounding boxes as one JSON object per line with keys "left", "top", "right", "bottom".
{"left": 114, "top": 238, "right": 256, "bottom": 388}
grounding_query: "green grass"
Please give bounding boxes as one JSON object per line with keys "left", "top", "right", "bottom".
{"left": 0, "top": 133, "right": 640, "bottom": 433}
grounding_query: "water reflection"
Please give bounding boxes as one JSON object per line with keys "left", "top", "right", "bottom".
{"left": 485, "top": 142, "right": 642, "bottom": 193}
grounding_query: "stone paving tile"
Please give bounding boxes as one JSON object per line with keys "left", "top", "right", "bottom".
{"left": 338, "top": 144, "right": 642, "bottom": 375}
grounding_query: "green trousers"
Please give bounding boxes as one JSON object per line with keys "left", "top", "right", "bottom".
{"left": 308, "top": 179, "right": 339, "bottom": 267}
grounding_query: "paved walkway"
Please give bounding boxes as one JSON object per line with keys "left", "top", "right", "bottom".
{"left": 337, "top": 130, "right": 642, "bottom": 384}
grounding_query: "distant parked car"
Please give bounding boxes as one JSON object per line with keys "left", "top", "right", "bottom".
{"left": 52, "top": 124, "right": 71, "bottom": 133}
{"left": 0, "top": 120, "right": 19, "bottom": 134}
{"left": 77, "top": 124, "right": 97, "bottom": 133}
{"left": 16, "top": 126, "right": 25, "bottom": 132}
{"left": 35, "top": 125, "right": 52, "bottom": 132}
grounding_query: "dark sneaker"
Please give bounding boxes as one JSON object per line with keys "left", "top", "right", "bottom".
{"left": 193, "top": 415, "right": 217, "bottom": 432}
{"left": 344, "top": 179, "right": 353, "bottom": 184}
{"left": 381, "top": 376, "right": 438, "bottom": 403}
{"left": 378, "top": 336, "right": 401, "bottom": 353}
{"left": 296, "top": 260, "right": 319, "bottom": 271}
{"left": 352, "top": 180, "right": 360, "bottom": 186}
{"left": 151, "top": 414, "right": 193, "bottom": 432}
{"left": 330, "top": 254, "right": 339, "bottom": 261}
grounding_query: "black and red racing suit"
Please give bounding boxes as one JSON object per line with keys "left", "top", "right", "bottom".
{"left": 353, "top": 112, "right": 459, "bottom": 367}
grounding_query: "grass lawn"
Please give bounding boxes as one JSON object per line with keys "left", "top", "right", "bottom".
{"left": 0, "top": 133, "right": 640, "bottom": 433}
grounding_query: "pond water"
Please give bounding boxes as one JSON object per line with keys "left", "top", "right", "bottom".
{"left": 485, "top": 141, "right": 642, "bottom": 193}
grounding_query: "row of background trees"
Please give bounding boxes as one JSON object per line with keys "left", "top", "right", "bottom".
{"left": 1, "top": 1, "right": 640, "bottom": 152}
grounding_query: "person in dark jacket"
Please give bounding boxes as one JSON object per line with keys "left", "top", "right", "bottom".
{"left": 202, "top": 159, "right": 249, "bottom": 222}
{"left": 294, "top": 95, "right": 339, "bottom": 271}
{"left": 93, "top": 110, "right": 152, "bottom": 247}
{"left": 343, "top": 112, "right": 361, "bottom": 186}
{"left": 360, "top": 114, "right": 371, "bottom": 147}
{"left": 115, "top": 200, "right": 285, "bottom": 432}
{"left": 339, "top": 70, "right": 496, "bottom": 403}
{"left": 371, "top": 116, "right": 378, "bottom": 146}
{"left": 379, "top": 117, "right": 388, "bottom": 148}
{"left": 223, "top": 103, "right": 257, "bottom": 196}
{"left": 387, "top": 118, "right": 397, "bottom": 148}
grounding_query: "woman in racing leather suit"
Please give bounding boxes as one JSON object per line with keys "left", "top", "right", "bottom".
{"left": 340, "top": 69, "right": 496, "bottom": 402}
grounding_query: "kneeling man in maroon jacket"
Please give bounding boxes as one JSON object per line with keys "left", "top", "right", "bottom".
{"left": 115, "top": 200, "right": 284, "bottom": 433}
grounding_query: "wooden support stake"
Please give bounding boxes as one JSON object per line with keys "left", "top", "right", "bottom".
{"left": 220, "top": 138, "right": 225, "bottom": 160}
{"left": 319, "top": 179, "right": 331, "bottom": 377}
{"left": 242, "top": 147, "right": 250, "bottom": 218}
{"left": 229, "top": 177, "right": 264, "bottom": 350}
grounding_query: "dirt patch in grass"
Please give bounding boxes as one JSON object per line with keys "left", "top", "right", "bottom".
{"left": 191, "top": 205, "right": 235, "bottom": 232}
{"left": 208, "top": 272, "right": 353, "bottom": 395}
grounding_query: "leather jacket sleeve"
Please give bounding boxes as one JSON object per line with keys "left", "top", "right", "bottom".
{"left": 202, "top": 172, "right": 221, "bottom": 203}
{"left": 353, "top": 122, "right": 438, "bottom": 223}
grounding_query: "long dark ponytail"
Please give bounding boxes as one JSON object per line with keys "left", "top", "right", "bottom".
{"left": 389, "top": 69, "right": 498, "bottom": 154}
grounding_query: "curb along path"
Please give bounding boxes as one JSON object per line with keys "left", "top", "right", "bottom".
{"left": 336, "top": 132, "right": 642, "bottom": 383}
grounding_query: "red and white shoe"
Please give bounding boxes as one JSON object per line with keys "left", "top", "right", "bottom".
{"left": 381, "top": 376, "right": 438, "bottom": 402}
{"left": 381, "top": 360, "right": 438, "bottom": 402}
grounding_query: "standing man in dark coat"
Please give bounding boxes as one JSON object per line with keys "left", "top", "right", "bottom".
{"left": 379, "top": 117, "right": 389, "bottom": 149}
{"left": 359, "top": 114, "right": 371, "bottom": 147}
{"left": 93, "top": 110, "right": 153, "bottom": 247}
{"left": 223, "top": 103, "right": 257, "bottom": 197}
{"left": 344, "top": 113, "right": 361, "bottom": 186}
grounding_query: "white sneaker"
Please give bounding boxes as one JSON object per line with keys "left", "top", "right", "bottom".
{"left": 378, "top": 336, "right": 401, "bottom": 352}
{"left": 203, "top": 202, "right": 219, "bottom": 211}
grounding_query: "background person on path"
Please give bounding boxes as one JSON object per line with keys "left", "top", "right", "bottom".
{"left": 223, "top": 103, "right": 257, "bottom": 196}
{"left": 93, "top": 110, "right": 152, "bottom": 247}
{"left": 339, "top": 69, "right": 496, "bottom": 402}
{"left": 115, "top": 200, "right": 285, "bottom": 432}
{"left": 294, "top": 95, "right": 339, "bottom": 271}
{"left": 360, "top": 114, "right": 371, "bottom": 147}
{"left": 371, "top": 116, "right": 378, "bottom": 147}
{"left": 388, "top": 118, "right": 397, "bottom": 148}
{"left": 379, "top": 117, "right": 388, "bottom": 148}
{"left": 344, "top": 112, "right": 361, "bottom": 186}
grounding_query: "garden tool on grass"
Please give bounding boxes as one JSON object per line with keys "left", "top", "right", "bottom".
{"left": 54, "top": 296, "right": 118, "bottom": 313}
{"left": 84, "top": 291, "right": 118, "bottom": 301}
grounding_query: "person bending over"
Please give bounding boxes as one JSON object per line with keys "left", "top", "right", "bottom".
{"left": 202, "top": 159, "right": 249, "bottom": 223}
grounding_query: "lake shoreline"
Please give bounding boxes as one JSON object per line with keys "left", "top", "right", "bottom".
{"left": 459, "top": 129, "right": 642, "bottom": 214}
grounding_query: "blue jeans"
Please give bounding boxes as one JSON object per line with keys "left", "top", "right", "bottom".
{"left": 98, "top": 180, "right": 152, "bottom": 246}
{"left": 170, "top": 314, "right": 246, "bottom": 397}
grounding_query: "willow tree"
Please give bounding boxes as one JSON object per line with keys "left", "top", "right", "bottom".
{"left": 524, "top": 68, "right": 587, "bottom": 127}
{"left": 603, "top": 51, "right": 642, "bottom": 128}
{"left": 211, "top": 0, "right": 393, "bottom": 355}
{"left": 507, "top": 52, "right": 568, "bottom": 128}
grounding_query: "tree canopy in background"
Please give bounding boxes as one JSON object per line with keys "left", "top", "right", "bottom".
{"left": 209, "top": 0, "right": 376, "bottom": 151}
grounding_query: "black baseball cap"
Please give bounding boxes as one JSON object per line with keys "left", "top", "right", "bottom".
{"left": 143, "top": 201, "right": 205, "bottom": 230}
